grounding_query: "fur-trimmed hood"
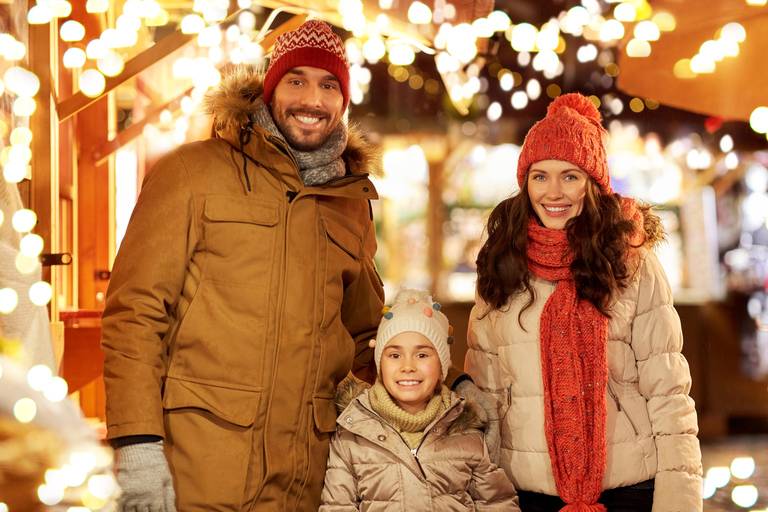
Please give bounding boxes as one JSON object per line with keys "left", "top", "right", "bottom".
{"left": 202, "top": 66, "right": 382, "bottom": 177}
{"left": 638, "top": 203, "right": 665, "bottom": 249}
{"left": 335, "top": 378, "right": 486, "bottom": 435}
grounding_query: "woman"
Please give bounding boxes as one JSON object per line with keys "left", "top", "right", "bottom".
{"left": 465, "top": 93, "right": 702, "bottom": 512}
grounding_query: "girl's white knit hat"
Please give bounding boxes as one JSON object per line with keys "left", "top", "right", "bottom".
{"left": 374, "top": 288, "right": 452, "bottom": 379}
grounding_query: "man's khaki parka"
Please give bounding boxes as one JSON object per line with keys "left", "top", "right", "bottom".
{"left": 101, "top": 68, "right": 385, "bottom": 511}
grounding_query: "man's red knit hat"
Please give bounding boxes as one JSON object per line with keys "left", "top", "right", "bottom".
{"left": 517, "top": 93, "right": 611, "bottom": 192}
{"left": 262, "top": 20, "right": 350, "bottom": 112}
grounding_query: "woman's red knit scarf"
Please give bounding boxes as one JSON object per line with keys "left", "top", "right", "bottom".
{"left": 526, "top": 216, "right": 608, "bottom": 512}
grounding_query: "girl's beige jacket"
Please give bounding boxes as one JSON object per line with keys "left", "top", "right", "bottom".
{"left": 319, "top": 382, "right": 521, "bottom": 511}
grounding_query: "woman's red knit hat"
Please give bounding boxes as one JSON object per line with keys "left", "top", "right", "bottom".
{"left": 262, "top": 20, "right": 350, "bottom": 112}
{"left": 516, "top": 93, "right": 611, "bottom": 192}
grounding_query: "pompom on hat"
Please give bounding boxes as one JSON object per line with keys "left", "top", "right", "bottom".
{"left": 262, "top": 19, "right": 350, "bottom": 112}
{"left": 516, "top": 93, "right": 612, "bottom": 192}
{"left": 372, "top": 288, "right": 453, "bottom": 380}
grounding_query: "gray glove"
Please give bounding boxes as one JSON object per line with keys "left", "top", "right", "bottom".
{"left": 116, "top": 441, "right": 177, "bottom": 512}
{"left": 456, "top": 379, "right": 501, "bottom": 465}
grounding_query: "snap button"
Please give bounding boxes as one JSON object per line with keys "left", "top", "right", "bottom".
{"left": 377, "top": 435, "right": 386, "bottom": 441}
{"left": 432, "top": 427, "right": 441, "bottom": 434}
{"left": 346, "top": 417, "right": 353, "bottom": 423}
{"left": 363, "top": 187, "right": 369, "bottom": 192}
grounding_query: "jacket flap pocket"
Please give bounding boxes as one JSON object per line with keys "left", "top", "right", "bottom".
{"left": 205, "top": 195, "right": 278, "bottom": 226}
{"left": 163, "top": 377, "right": 261, "bottom": 428}
{"left": 323, "top": 217, "right": 363, "bottom": 260}
{"left": 313, "top": 395, "right": 338, "bottom": 433}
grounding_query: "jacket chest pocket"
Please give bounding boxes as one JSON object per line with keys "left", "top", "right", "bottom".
{"left": 202, "top": 195, "right": 280, "bottom": 284}
{"left": 321, "top": 215, "right": 363, "bottom": 306}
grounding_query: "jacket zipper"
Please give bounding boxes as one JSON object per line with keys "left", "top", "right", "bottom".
{"left": 354, "top": 399, "right": 461, "bottom": 480}
{"left": 606, "top": 380, "right": 639, "bottom": 436}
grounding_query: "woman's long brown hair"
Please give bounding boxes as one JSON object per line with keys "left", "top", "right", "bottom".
{"left": 475, "top": 176, "right": 648, "bottom": 323}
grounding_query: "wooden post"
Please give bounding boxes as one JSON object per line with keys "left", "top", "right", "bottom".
{"left": 29, "top": 10, "right": 60, "bottom": 322}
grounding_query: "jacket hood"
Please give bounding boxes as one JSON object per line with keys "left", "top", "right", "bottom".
{"left": 638, "top": 203, "right": 665, "bottom": 250}
{"left": 202, "top": 66, "right": 382, "bottom": 178}
{"left": 334, "top": 379, "right": 485, "bottom": 435}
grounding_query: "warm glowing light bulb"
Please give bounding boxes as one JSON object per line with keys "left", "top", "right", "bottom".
{"left": 13, "top": 397, "right": 36, "bottom": 423}
{"left": 388, "top": 44, "right": 415, "bottom": 65}
{"left": 86, "top": 39, "right": 109, "bottom": 59}
{"left": 5, "top": 41, "right": 26, "bottom": 60}
{"left": 0, "top": 287, "right": 18, "bottom": 313}
{"left": 181, "top": 15, "right": 205, "bottom": 34}
{"left": 4, "top": 67, "right": 40, "bottom": 97}
{"left": 731, "top": 457, "right": 755, "bottom": 479}
{"left": 60, "top": 20, "right": 85, "bottom": 41}
{"left": 488, "top": 10, "right": 511, "bottom": 31}
{"left": 37, "top": 485, "right": 64, "bottom": 506}
{"left": 720, "top": 134, "right": 734, "bottom": 152}
{"left": 731, "top": 485, "right": 758, "bottom": 508}
{"left": 27, "top": 364, "right": 52, "bottom": 391}
{"left": 10, "top": 127, "right": 32, "bottom": 146}
{"left": 614, "top": 3, "right": 636, "bottom": 22}
{"left": 198, "top": 25, "right": 222, "bottom": 47}
{"left": 634, "top": 21, "right": 660, "bottom": 41}
{"left": 79, "top": 69, "right": 106, "bottom": 97}
{"left": 408, "top": 1, "right": 432, "bottom": 23}
{"left": 89, "top": 474, "right": 116, "bottom": 499}
{"left": 20, "top": 234, "right": 44, "bottom": 257}
{"left": 12, "top": 209, "right": 37, "bottom": 232}
{"left": 362, "top": 38, "right": 386, "bottom": 61}
{"left": 30, "top": 281, "right": 53, "bottom": 306}
{"left": 626, "top": 39, "right": 651, "bottom": 57}
{"left": 3, "top": 161, "right": 27, "bottom": 182}
{"left": 51, "top": 1, "right": 72, "bottom": 18}
{"left": 28, "top": 5, "right": 54, "bottom": 24}
{"left": 13, "top": 97, "right": 36, "bottom": 117}
{"left": 86, "top": 0, "right": 108, "bottom": 12}
{"left": 43, "top": 376, "right": 68, "bottom": 401}
{"left": 750, "top": 107, "right": 768, "bottom": 133}
{"left": 98, "top": 51, "right": 124, "bottom": 76}
{"left": 63, "top": 47, "right": 86, "bottom": 68}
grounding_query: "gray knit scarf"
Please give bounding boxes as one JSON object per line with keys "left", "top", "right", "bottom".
{"left": 251, "top": 97, "right": 347, "bottom": 186}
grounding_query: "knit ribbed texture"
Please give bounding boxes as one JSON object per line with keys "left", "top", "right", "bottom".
{"left": 369, "top": 381, "right": 452, "bottom": 449}
{"left": 526, "top": 216, "right": 608, "bottom": 512}
{"left": 517, "top": 93, "right": 611, "bottom": 193}
{"left": 375, "top": 288, "right": 451, "bottom": 379}
{"left": 263, "top": 20, "right": 350, "bottom": 111}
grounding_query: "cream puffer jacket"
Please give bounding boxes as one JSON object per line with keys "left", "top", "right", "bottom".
{"left": 465, "top": 248, "right": 703, "bottom": 512}
{"left": 319, "top": 381, "right": 520, "bottom": 511}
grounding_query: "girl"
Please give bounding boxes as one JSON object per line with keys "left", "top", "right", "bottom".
{"left": 465, "top": 93, "right": 702, "bottom": 512}
{"left": 320, "top": 288, "right": 520, "bottom": 511}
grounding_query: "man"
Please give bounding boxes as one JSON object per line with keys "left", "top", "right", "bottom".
{"left": 101, "top": 20, "right": 385, "bottom": 511}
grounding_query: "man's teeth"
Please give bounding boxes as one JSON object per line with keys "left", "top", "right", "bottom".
{"left": 397, "top": 381, "right": 421, "bottom": 386}
{"left": 544, "top": 205, "right": 569, "bottom": 212}
{"left": 295, "top": 115, "right": 320, "bottom": 125}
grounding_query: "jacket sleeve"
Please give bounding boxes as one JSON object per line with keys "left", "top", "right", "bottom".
{"left": 464, "top": 294, "right": 507, "bottom": 414}
{"left": 341, "top": 209, "right": 385, "bottom": 385}
{"left": 101, "top": 150, "right": 198, "bottom": 440}
{"left": 631, "top": 251, "right": 703, "bottom": 512}
{"left": 319, "top": 432, "right": 360, "bottom": 511}
{"left": 469, "top": 438, "right": 521, "bottom": 511}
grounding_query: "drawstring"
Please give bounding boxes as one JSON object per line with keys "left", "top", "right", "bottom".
{"left": 239, "top": 121, "right": 253, "bottom": 192}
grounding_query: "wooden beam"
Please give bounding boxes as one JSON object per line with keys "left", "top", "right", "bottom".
{"left": 91, "top": 85, "right": 195, "bottom": 166}
{"left": 84, "top": 14, "right": 309, "bottom": 164}
{"left": 56, "top": 5, "right": 242, "bottom": 122}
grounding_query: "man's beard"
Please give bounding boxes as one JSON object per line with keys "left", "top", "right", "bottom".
{"left": 273, "top": 107, "right": 339, "bottom": 152}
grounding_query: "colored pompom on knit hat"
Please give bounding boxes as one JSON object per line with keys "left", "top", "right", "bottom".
{"left": 262, "top": 19, "right": 350, "bottom": 112}
{"left": 516, "top": 93, "right": 611, "bottom": 192}
{"left": 374, "top": 288, "right": 452, "bottom": 380}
